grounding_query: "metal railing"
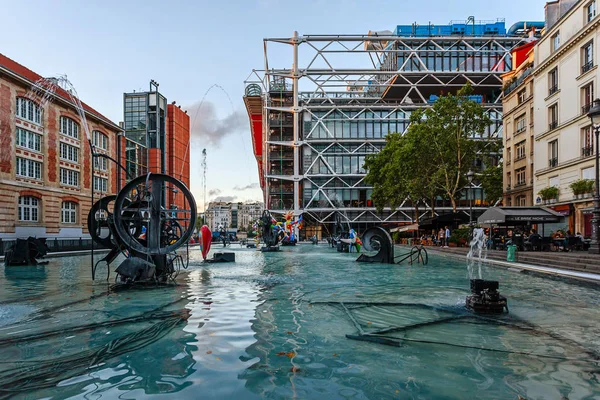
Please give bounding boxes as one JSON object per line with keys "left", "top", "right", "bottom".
{"left": 0, "top": 237, "right": 108, "bottom": 257}
{"left": 582, "top": 61, "right": 594, "bottom": 74}
{"left": 548, "top": 85, "right": 559, "bottom": 96}
{"left": 549, "top": 121, "right": 558, "bottom": 131}
{"left": 548, "top": 157, "right": 558, "bottom": 168}
{"left": 582, "top": 145, "right": 594, "bottom": 157}
{"left": 582, "top": 104, "right": 592, "bottom": 116}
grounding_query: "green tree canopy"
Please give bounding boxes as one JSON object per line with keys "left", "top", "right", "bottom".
{"left": 364, "top": 84, "right": 494, "bottom": 216}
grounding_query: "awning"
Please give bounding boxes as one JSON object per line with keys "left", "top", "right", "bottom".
{"left": 419, "top": 212, "right": 470, "bottom": 229}
{"left": 390, "top": 223, "right": 419, "bottom": 233}
{"left": 477, "top": 207, "right": 563, "bottom": 225}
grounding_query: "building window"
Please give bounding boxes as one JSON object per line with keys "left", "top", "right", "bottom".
{"left": 549, "top": 176, "right": 559, "bottom": 187}
{"left": 59, "top": 142, "right": 79, "bottom": 163}
{"left": 61, "top": 201, "right": 77, "bottom": 224}
{"left": 93, "top": 176, "right": 108, "bottom": 192}
{"left": 16, "top": 128, "right": 41, "bottom": 152}
{"left": 516, "top": 168, "right": 526, "bottom": 187}
{"left": 515, "top": 140, "right": 526, "bottom": 160}
{"left": 549, "top": 140, "right": 558, "bottom": 167}
{"left": 93, "top": 130, "right": 108, "bottom": 151}
{"left": 582, "top": 126, "right": 595, "bottom": 156}
{"left": 587, "top": 1, "right": 596, "bottom": 23}
{"left": 59, "top": 117, "right": 79, "bottom": 139}
{"left": 548, "top": 67, "right": 559, "bottom": 95}
{"left": 582, "top": 82, "right": 594, "bottom": 115}
{"left": 506, "top": 147, "right": 512, "bottom": 164}
{"left": 507, "top": 172, "right": 512, "bottom": 189}
{"left": 16, "top": 157, "right": 42, "bottom": 179}
{"left": 515, "top": 114, "right": 526, "bottom": 134}
{"left": 93, "top": 156, "right": 108, "bottom": 171}
{"left": 16, "top": 97, "right": 41, "bottom": 125}
{"left": 551, "top": 32, "right": 560, "bottom": 52}
{"left": 18, "top": 196, "right": 39, "bottom": 222}
{"left": 581, "top": 41, "right": 594, "bottom": 74}
{"left": 548, "top": 103, "right": 559, "bottom": 131}
{"left": 517, "top": 89, "right": 526, "bottom": 104}
{"left": 583, "top": 166, "right": 594, "bottom": 179}
{"left": 60, "top": 168, "right": 79, "bottom": 187}
{"left": 516, "top": 195, "right": 527, "bottom": 206}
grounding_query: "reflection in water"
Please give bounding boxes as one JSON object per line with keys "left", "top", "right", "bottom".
{"left": 0, "top": 248, "right": 598, "bottom": 398}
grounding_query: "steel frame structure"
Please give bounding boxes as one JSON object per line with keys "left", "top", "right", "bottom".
{"left": 244, "top": 30, "right": 529, "bottom": 229}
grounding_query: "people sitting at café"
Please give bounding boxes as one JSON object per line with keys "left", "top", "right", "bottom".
{"left": 525, "top": 229, "right": 542, "bottom": 251}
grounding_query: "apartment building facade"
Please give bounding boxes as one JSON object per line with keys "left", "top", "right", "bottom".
{"left": 503, "top": 39, "right": 537, "bottom": 206}
{"left": 533, "top": 0, "right": 598, "bottom": 236}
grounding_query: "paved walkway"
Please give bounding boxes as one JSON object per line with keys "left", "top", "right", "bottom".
{"left": 420, "top": 245, "right": 600, "bottom": 283}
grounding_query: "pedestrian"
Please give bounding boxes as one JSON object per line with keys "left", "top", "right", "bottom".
{"left": 438, "top": 228, "right": 444, "bottom": 247}
{"left": 444, "top": 226, "right": 450, "bottom": 248}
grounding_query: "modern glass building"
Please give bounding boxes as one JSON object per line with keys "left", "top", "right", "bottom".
{"left": 123, "top": 81, "right": 167, "bottom": 180}
{"left": 244, "top": 18, "right": 540, "bottom": 235}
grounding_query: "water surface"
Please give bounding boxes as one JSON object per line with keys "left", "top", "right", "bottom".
{"left": 0, "top": 245, "right": 599, "bottom": 399}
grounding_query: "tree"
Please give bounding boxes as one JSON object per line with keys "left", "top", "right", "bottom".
{"left": 479, "top": 156, "right": 503, "bottom": 206}
{"left": 364, "top": 84, "right": 493, "bottom": 217}
{"left": 195, "top": 214, "right": 205, "bottom": 230}
{"left": 408, "top": 84, "right": 491, "bottom": 212}
{"left": 364, "top": 130, "right": 444, "bottom": 221}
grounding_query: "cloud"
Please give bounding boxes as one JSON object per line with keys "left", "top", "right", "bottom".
{"left": 208, "top": 188, "right": 221, "bottom": 197}
{"left": 184, "top": 100, "right": 246, "bottom": 146}
{"left": 213, "top": 195, "right": 237, "bottom": 202}
{"left": 233, "top": 183, "right": 259, "bottom": 191}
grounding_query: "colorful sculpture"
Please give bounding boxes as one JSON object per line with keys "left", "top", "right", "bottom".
{"left": 200, "top": 225, "right": 212, "bottom": 260}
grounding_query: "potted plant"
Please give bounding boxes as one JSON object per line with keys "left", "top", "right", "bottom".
{"left": 570, "top": 179, "right": 588, "bottom": 199}
{"left": 538, "top": 186, "right": 559, "bottom": 203}
{"left": 583, "top": 179, "right": 595, "bottom": 198}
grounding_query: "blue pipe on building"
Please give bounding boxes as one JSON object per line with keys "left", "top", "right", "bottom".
{"left": 507, "top": 21, "right": 545, "bottom": 35}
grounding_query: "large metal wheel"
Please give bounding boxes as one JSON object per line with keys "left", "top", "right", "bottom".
{"left": 88, "top": 195, "right": 132, "bottom": 248}
{"left": 112, "top": 174, "right": 197, "bottom": 255}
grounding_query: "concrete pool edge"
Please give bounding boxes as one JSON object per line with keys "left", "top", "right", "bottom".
{"left": 422, "top": 247, "right": 600, "bottom": 283}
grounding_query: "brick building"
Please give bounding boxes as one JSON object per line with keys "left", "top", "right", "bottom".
{"left": 167, "top": 103, "right": 190, "bottom": 210}
{"left": 0, "top": 53, "right": 121, "bottom": 240}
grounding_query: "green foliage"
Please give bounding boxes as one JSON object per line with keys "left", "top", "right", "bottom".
{"left": 449, "top": 227, "right": 470, "bottom": 246}
{"left": 571, "top": 179, "right": 595, "bottom": 195}
{"left": 406, "top": 84, "right": 492, "bottom": 212}
{"left": 195, "top": 214, "right": 205, "bottom": 230}
{"left": 479, "top": 163, "right": 503, "bottom": 205}
{"left": 538, "top": 186, "right": 559, "bottom": 200}
{"left": 364, "top": 84, "right": 493, "bottom": 215}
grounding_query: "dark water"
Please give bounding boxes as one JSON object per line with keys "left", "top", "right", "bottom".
{"left": 0, "top": 245, "right": 599, "bottom": 399}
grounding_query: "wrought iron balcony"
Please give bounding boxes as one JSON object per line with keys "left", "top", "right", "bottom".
{"left": 548, "top": 121, "right": 558, "bottom": 131}
{"left": 548, "top": 85, "right": 559, "bottom": 96}
{"left": 514, "top": 181, "right": 527, "bottom": 188}
{"left": 582, "top": 145, "right": 594, "bottom": 157}
{"left": 582, "top": 61, "right": 594, "bottom": 74}
{"left": 548, "top": 157, "right": 558, "bottom": 168}
{"left": 582, "top": 103, "right": 592, "bottom": 116}
{"left": 514, "top": 154, "right": 526, "bottom": 161}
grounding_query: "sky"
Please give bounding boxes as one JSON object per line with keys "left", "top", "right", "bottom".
{"left": 0, "top": 0, "right": 548, "bottom": 211}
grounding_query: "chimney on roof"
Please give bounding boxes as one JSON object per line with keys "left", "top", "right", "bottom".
{"left": 171, "top": 101, "right": 176, "bottom": 105}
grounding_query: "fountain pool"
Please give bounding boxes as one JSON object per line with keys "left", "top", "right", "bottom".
{"left": 0, "top": 245, "right": 599, "bottom": 399}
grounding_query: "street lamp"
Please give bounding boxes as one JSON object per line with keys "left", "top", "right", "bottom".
{"left": 586, "top": 98, "right": 600, "bottom": 254}
{"left": 467, "top": 169, "right": 475, "bottom": 226}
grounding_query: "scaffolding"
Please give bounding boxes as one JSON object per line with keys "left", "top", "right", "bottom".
{"left": 244, "top": 25, "right": 530, "bottom": 231}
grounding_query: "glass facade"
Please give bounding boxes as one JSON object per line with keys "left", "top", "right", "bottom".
{"left": 123, "top": 90, "right": 167, "bottom": 181}
{"left": 125, "top": 138, "right": 148, "bottom": 178}
{"left": 124, "top": 95, "right": 147, "bottom": 146}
